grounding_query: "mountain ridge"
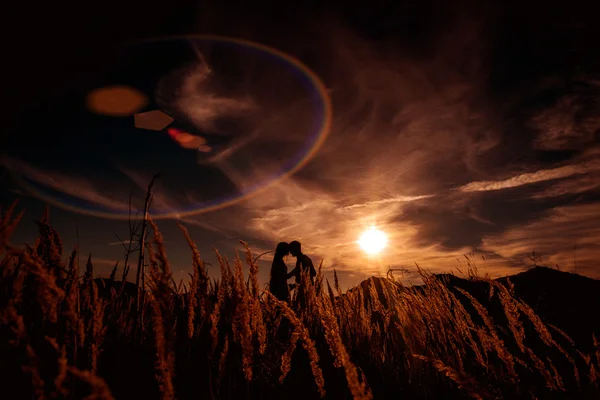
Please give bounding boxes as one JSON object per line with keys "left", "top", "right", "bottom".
{"left": 352, "top": 266, "right": 600, "bottom": 349}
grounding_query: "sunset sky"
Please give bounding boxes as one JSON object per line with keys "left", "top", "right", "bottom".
{"left": 2, "top": 0, "right": 600, "bottom": 289}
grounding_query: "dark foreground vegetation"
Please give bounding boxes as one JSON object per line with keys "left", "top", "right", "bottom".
{"left": 1, "top": 202, "right": 599, "bottom": 399}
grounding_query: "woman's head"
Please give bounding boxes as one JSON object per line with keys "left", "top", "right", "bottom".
{"left": 274, "top": 242, "right": 290, "bottom": 258}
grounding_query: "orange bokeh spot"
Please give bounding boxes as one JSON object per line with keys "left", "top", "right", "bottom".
{"left": 86, "top": 85, "right": 148, "bottom": 117}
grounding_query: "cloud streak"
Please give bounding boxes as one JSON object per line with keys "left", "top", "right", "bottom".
{"left": 341, "top": 195, "right": 435, "bottom": 210}
{"left": 0, "top": 156, "right": 134, "bottom": 212}
{"left": 460, "top": 159, "right": 600, "bottom": 193}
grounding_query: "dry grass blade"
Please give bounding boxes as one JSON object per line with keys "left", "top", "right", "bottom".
{"left": 413, "top": 355, "right": 489, "bottom": 400}
{"left": 67, "top": 367, "right": 115, "bottom": 400}
{"left": 265, "top": 292, "right": 326, "bottom": 398}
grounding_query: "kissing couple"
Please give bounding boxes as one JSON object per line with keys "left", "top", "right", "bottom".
{"left": 269, "top": 240, "right": 316, "bottom": 304}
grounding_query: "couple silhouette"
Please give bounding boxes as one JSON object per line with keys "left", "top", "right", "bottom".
{"left": 269, "top": 240, "right": 316, "bottom": 304}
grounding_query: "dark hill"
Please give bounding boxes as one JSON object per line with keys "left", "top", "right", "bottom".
{"left": 496, "top": 267, "right": 600, "bottom": 347}
{"left": 354, "top": 266, "right": 600, "bottom": 350}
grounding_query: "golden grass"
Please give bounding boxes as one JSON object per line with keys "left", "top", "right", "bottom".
{"left": 1, "top": 202, "right": 599, "bottom": 399}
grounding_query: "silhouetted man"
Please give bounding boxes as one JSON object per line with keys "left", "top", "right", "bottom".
{"left": 287, "top": 240, "right": 316, "bottom": 285}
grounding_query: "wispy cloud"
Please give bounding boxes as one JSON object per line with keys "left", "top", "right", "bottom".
{"left": 460, "top": 160, "right": 600, "bottom": 193}
{"left": 1, "top": 156, "right": 133, "bottom": 212}
{"left": 341, "top": 195, "right": 435, "bottom": 210}
{"left": 530, "top": 171, "right": 600, "bottom": 199}
{"left": 179, "top": 217, "right": 230, "bottom": 236}
{"left": 108, "top": 239, "right": 133, "bottom": 246}
{"left": 481, "top": 203, "right": 600, "bottom": 274}
{"left": 157, "top": 61, "right": 257, "bottom": 133}
{"left": 529, "top": 80, "right": 600, "bottom": 151}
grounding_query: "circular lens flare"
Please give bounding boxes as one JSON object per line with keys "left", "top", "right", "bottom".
{"left": 7, "top": 35, "right": 332, "bottom": 220}
{"left": 358, "top": 227, "right": 388, "bottom": 255}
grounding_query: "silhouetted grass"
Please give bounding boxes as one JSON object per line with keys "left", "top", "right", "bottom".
{"left": 1, "top": 202, "right": 599, "bottom": 399}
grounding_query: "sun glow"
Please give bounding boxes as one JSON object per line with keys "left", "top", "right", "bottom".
{"left": 358, "top": 227, "right": 388, "bottom": 255}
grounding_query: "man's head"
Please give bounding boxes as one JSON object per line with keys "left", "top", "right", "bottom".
{"left": 289, "top": 240, "right": 301, "bottom": 257}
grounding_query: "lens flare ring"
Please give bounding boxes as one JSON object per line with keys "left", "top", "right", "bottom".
{"left": 11, "top": 35, "right": 333, "bottom": 220}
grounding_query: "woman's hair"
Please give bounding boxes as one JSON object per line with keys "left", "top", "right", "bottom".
{"left": 274, "top": 242, "right": 290, "bottom": 259}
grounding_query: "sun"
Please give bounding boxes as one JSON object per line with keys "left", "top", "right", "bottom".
{"left": 358, "top": 227, "right": 388, "bottom": 255}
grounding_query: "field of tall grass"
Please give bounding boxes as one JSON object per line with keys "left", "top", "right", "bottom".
{"left": 1, "top": 201, "right": 599, "bottom": 399}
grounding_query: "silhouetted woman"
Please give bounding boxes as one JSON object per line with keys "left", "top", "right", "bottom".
{"left": 269, "top": 242, "right": 291, "bottom": 303}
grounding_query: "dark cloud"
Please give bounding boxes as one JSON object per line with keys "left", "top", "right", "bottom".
{"left": 530, "top": 80, "right": 600, "bottom": 151}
